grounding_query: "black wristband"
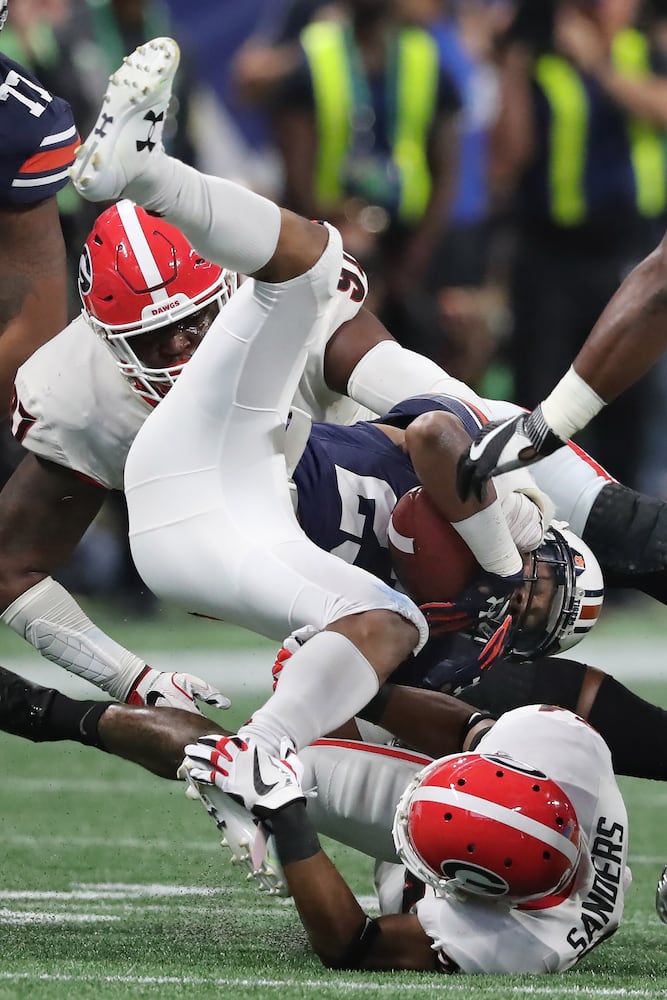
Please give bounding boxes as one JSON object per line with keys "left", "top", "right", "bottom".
{"left": 460, "top": 710, "right": 495, "bottom": 749}
{"left": 357, "top": 683, "right": 392, "bottom": 724}
{"left": 266, "top": 800, "right": 321, "bottom": 865}
{"left": 328, "top": 916, "right": 382, "bottom": 970}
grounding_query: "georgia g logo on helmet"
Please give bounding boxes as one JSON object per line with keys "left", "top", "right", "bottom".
{"left": 440, "top": 860, "right": 510, "bottom": 896}
{"left": 78, "top": 244, "right": 93, "bottom": 297}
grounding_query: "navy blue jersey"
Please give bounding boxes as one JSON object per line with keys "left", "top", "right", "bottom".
{"left": 293, "top": 395, "right": 490, "bottom": 693}
{"left": 0, "top": 53, "right": 78, "bottom": 205}
{"left": 295, "top": 419, "right": 418, "bottom": 586}
{"left": 293, "top": 395, "right": 486, "bottom": 585}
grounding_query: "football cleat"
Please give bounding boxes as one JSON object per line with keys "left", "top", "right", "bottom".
{"left": 70, "top": 37, "right": 180, "bottom": 202}
{"left": 179, "top": 765, "right": 289, "bottom": 896}
{"left": 656, "top": 866, "right": 667, "bottom": 924}
{"left": 0, "top": 664, "right": 57, "bottom": 741}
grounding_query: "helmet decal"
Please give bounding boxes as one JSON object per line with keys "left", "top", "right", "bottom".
{"left": 438, "top": 860, "right": 509, "bottom": 896}
{"left": 78, "top": 245, "right": 93, "bottom": 297}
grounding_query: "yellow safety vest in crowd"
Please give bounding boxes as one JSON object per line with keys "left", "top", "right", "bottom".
{"left": 301, "top": 20, "right": 440, "bottom": 221}
{"left": 534, "top": 28, "right": 667, "bottom": 226}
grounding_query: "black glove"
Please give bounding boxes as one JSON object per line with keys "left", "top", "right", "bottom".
{"left": 456, "top": 405, "right": 566, "bottom": 502}
{"left": 419, "top": 568, "right": 523, "bottom": 638}
{"left": 420, "top": 615, "right": 514, "bottom": 693}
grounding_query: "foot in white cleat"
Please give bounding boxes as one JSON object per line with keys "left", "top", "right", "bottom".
{"left": 179, "top": 767, "right": 289, "bottom": 896}
{"left": 70, "top": 36, "right": 180, "bottom": 202}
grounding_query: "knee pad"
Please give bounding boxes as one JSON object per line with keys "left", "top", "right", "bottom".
{"left": 584, "top": 483, "right": 667, "bottom": 602}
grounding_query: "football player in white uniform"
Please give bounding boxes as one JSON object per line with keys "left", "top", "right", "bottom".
{"left": 182, "top": 704, "right": 630, "bottom": 975}
{"left": 67, "top": 38, "right": 631, "bottom": 757}
{"left": 0, "top": 197, "right": 579, "bottom": 721}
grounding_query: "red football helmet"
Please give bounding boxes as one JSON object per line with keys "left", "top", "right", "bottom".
{"left": 392, "top": 751, "right": 581, "bottom": 904}
{"left": 78, "top": 199, "right": 236, "bottom": 404}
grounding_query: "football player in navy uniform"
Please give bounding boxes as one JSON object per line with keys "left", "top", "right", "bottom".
{"left": 0, "top": 0, "right": 79, "bottom": 411}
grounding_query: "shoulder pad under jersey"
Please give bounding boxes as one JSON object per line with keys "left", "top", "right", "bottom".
{"left": 0, "top": 52, "right": 78, "bottom": 205}
{"left": 11, "top": 315, "right": 150, "bottom": 490}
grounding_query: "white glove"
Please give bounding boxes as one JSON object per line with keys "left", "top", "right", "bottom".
{"left": 127, "top": 667, "right": 231, "bottom": 715}
{"left": 271, "top": 624, "right": 320, "bottom": 690}
{"left": 182, "top": 734, "right": 305, "bottom": 818}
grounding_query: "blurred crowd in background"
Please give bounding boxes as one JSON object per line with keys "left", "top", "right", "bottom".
{"left": 3, "top": 0, "right": 667, "bottom": 611}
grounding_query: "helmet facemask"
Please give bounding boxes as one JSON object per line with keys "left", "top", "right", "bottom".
{"left": 466, "top": 526, "right": 604, "bottom": 662}
{"left": 87, "top": 276, "right": 235, "bottom": 405}
{"left": 79, "top": 199, "right": 237, "bottom": 404}
{"left": 507, "top": 525, "right": 604, "bottom": 660}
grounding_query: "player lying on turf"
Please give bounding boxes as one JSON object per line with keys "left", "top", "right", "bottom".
{"left": 180, "top": 704, "right": 630, "bottom": 974}
{"left": 0, "top": 663, "right": 631, "bottom": 968}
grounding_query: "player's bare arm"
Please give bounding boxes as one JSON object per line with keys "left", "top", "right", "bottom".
{"left": 279, "top": 840, "right": 438, "bottom": 971}
{"left": 323, "top": 307, "right": 394, "bottom": 395}
{"left": 0, "top": 200, "right": 68, "bottom": 411}
{"left": 181, "top": 734, "right": 446, "bottom": 971}
{"left": 0, "top": 452, "right": 106, "bottom": 608}
{"left": 0, "top": 454, "right": 229, "bottom": 711}
{"left": 571, "top": 235, "right": 667, "bottom": 402}
{"left": 456, "top": 232, "right": 667, "bottom": 498}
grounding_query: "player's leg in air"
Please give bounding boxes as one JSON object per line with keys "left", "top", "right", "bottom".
{"left": 70, "top": 39, "right": 426, "bottom": 757}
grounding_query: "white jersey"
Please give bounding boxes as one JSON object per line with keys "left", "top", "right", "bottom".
{"left": 11, "top": 314, "right": 147, "bottom": 490}
{"left": 415, "top": 706, "right": 630, "bottom": 974}
{"left": 301, "top": 706, "right": 629, "bottom": 976}
{"left": 11, "top": 263, "right": 374, "bottom": 491}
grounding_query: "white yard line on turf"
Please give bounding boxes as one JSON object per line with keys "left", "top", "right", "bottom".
{"left": 0, "top": 972, "right": 664, "bottom": 995}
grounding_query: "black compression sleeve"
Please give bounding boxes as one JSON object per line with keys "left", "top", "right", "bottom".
{"left": 588, "top": 675, "right": 667, "bottom": 779}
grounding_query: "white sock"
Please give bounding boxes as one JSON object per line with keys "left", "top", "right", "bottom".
{"left": 238, "top": 631, "right": 380, "bottom": 754}
{"left": 452, "top": 500, "right": 523, "bottom": 577}
{"left": 123, "top": 155, "right": 281, "bottom": 276}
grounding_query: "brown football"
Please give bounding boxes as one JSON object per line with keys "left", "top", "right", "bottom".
{"left": 388, "top": 486, "right": 479, "bottom": 604}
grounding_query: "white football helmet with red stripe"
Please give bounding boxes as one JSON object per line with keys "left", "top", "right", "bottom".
{"left": 393, "top": 751, "right": 581, "bottom": 903}
{"left": 78, "top": 199, "right": 236, "bottom": 404}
